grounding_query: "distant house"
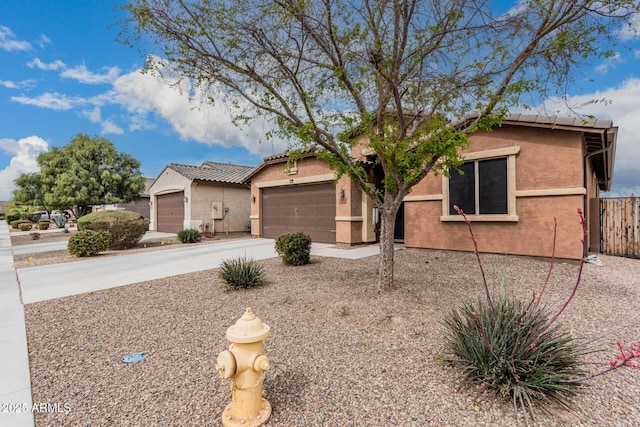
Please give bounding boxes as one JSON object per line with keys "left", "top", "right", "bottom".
{"left": 92, "top": 178, "right": 155, "bottom": 218}
{"left": 149, "top": 162, "right": 253, "bottom": 234}
{"left": 245, "top": 114, "right": 617, "bottom": 260}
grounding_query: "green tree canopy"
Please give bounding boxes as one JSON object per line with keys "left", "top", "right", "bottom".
{"left": 121, "top": 0, "right": 639, "bottom": 290}
{"left": 13, "top": 172, "right": 44, "bottom": 208}
{"left": 38, "top": 134, "right": 145, "bottom": 217}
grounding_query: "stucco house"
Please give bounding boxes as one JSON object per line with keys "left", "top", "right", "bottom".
{"left": 245, "top": 114, "right": 617, "bottom": 260}
{"left": 149, "top": 162, "right": 253, "bottom": 234}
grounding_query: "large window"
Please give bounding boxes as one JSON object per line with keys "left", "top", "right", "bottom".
{"left": 449, "top": 157, "right": 508, "bottom": 215}
{"left": 442, "top": 146, "right": 519, "bottom": 221}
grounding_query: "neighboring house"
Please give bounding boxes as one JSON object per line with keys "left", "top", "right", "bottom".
{"left": 149, "top": 161, "right": 253, "bottom": 233}
{"left": 245, "top": 114, "right": 617, "bottom": 260}
{"left": 92, "top": 178, "right": 155, "bottom": 218}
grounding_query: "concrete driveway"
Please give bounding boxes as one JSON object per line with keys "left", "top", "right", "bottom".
{"left": 17, "top": 238, "right": 278, "bottom": 304}
{"left": 17, "top": 237, "right": 391, "bottom": 304}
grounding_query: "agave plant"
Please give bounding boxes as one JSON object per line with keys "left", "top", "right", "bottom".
{"left": 444, "top": 207, "right": 592, "bottom": 420}
{"left": 219, "top": 256, "right": 264, "bottom": 289}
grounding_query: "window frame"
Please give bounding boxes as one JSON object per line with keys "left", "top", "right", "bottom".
{"left": 441, "top": 146, "right": 520, "bottom": 222}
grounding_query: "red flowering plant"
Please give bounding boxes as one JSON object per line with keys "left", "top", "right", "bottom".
{"left": 443, "top": 206, "right": 639, "bottom": 420}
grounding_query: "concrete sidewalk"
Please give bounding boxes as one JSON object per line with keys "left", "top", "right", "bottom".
{"left": 0, "top": 223, "right": 34, "bottom": 427}
{"left": 12, "top": 230, "right": 177, "bottom": 255}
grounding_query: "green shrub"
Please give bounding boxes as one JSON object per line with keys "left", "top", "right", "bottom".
{"left": 18, "top": 222, "right": 32, "bottom": 231}
{"left": 5, "top": 212, "right": 20, "bottom": 225}
{"left": 78, "top": 210, "right": 149, "bottom": 250}
{"left": 28, "top": 213, "right": 42, "bottom": 223}
{"left": 67, "top": 230, "right": 110, "bottom": 257}
{"left": 177, "top": 228, "right": 201, "bottom": 243}
{"left": 38, "top": 221, "right": 50, "bottom": 230}
{"left": 10, "top": 219, "right": 28, "bottom": 229}
{"left": 274, "top": 232, "right": 312, "bottom": 265}
{"left": 219, "top": 256, "right": 264, "bottom": 289}
{"left": 29, "top": 232, "right": 41, "bottom": 240}
{"left": 443, "top": 291, "right": 588, "bottom": 419}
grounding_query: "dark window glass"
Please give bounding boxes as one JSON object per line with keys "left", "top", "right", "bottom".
{"left": 478, "top": 158, "right": 508, "bottom": 214}
{"left": 449, "top": 162, "right": 475, "bottom": 215}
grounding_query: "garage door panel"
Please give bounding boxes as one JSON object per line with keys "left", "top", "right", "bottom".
{"left": 157, "top": 191, "right": 184, "bottom": 233}
{"left": 262, "top": 183, "right": 336, "bottom": 243}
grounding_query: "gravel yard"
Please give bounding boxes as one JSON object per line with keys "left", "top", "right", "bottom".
{"left": 23, "top": 248, "right": 640, "bottom": 426}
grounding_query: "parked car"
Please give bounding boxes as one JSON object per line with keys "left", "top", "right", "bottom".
{"left": 37, "top": 210, "right": 70, "bottom": 223}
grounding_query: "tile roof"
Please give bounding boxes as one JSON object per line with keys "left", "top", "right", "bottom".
{"left": 503, "top": 113, "right": 613, "bottom": 129}
{"left": 142, "top": 178, "right": 155, "bottom": 196}
{"left": 450, "top": 111, "right": 615, "bottom": 130}
{"left": 168, "top": 162, "right": 254, "bottom": 184}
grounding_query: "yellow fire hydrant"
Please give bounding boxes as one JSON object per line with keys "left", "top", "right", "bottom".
{"left": 216, "top": 308, "right": 271, "bottom": 427}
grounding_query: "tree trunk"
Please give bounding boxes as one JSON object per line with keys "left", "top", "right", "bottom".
{"left": 378, "top": 205, "right": 399, "bottom": 291}
{"left": 76, "top": 206, "right": 91, "bottom": 218}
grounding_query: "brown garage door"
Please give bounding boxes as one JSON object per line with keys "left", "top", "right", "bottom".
{"left": 262, "top": 183, "right": 336, "bottom": 243}
{"left": 156, "top": 192, "right": 184, "bottom": 233}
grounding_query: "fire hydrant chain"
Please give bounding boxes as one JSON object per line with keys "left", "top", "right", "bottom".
{"left": 216, "top": 308, "right": 271, "bottom": 427}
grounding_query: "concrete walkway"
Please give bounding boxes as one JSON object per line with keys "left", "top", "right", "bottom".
{"left": 12, "top": 230, "right": 177, "bottom": 255}
{"left": 0, "top": 223, "right": 34, "bottom": 427}
{"left": 2, "top": 225, "right": 396, "bottom": 427}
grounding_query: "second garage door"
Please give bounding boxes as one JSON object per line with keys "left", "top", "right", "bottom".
{"left": 156, "top": 191, "right": 184, "bottom": 233}
{"left": 262, "top": 183, "right": 336, "bottom": 243}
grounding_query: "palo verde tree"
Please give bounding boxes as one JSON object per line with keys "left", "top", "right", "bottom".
{"left": 38, "top": 134, "right": 145, "bottom": 217}
{"left": 121, "top": 0, "right": 639, "bottom": 290}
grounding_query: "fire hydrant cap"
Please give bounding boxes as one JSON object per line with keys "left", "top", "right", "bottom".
{"left": 226, "top": 307, "right": 270, "bottom": 343}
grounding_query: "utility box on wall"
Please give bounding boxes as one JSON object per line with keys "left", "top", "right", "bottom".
{"left": 212, "top": 201, "right": 224, "bottom": 220}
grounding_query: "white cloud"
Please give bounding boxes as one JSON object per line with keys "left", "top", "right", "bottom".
{"left": 109, "top": 67, "right": 288, "bottom": 157}
{"left": 10, "top": 92, "right": 83, "bottom": 110}
{"left": 618, "top": 13, "right": 640, "bottom": 41}
{"left": 594, "top": 52, "right": 624, "bottom": 74}
{"left": 38, "top": 34, "right": 51, "bottom": 49}
{"left": 0, "top": 79, "right": 36, "bottom": 89}
{"left": 0, "top": 80, "right": 18, "bottom": 89}
{"left": 101, "top": 120, "right": 124, "bottom": 135}
{"left": 541, "top": 77, "right": 640, "bottom": 196}
{"left": 0, "top": 136, "right": 48, "bottom": 200}
{"left": 0, "top": 26, "right": 31, "bottom": 51}
{"left": 80, "top": 106, "right": 102, "bottom": 123}
{"left": 60, "top": 65, "right": 121, "bottom": 84}
{"left": 27, "top": 58, "right": 66, "bottom": 71}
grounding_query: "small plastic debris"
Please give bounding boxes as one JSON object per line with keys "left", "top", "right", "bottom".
{"left": 585, "top": 255, "right": 602, "bottom": 267}
{"left": 122, "top": 352, "right": 147, "bottom": 363}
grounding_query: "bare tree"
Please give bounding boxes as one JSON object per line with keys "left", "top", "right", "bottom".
{"left": 120, "top": 0, "right": 639, "bottom": 290}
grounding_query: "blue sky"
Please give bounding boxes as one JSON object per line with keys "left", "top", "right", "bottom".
{"left": 1, "top": 0, "right": 639, "bottom": 200}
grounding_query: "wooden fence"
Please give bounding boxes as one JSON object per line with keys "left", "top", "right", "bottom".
{"left": 600, "top": 197, "right": 640, "bottom": 258}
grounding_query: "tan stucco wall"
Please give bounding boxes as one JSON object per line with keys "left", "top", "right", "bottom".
{"left": 190, "top": 182, "right": 250, "bottom": 233}
{"left": 404, "top": 125, "right": 588, "bottom": 259}
{"left": 149, "top": 167, "right": 250, "bottom": 233}
{"left": 405, "top": 195, "right": 585, "bottom": 259}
